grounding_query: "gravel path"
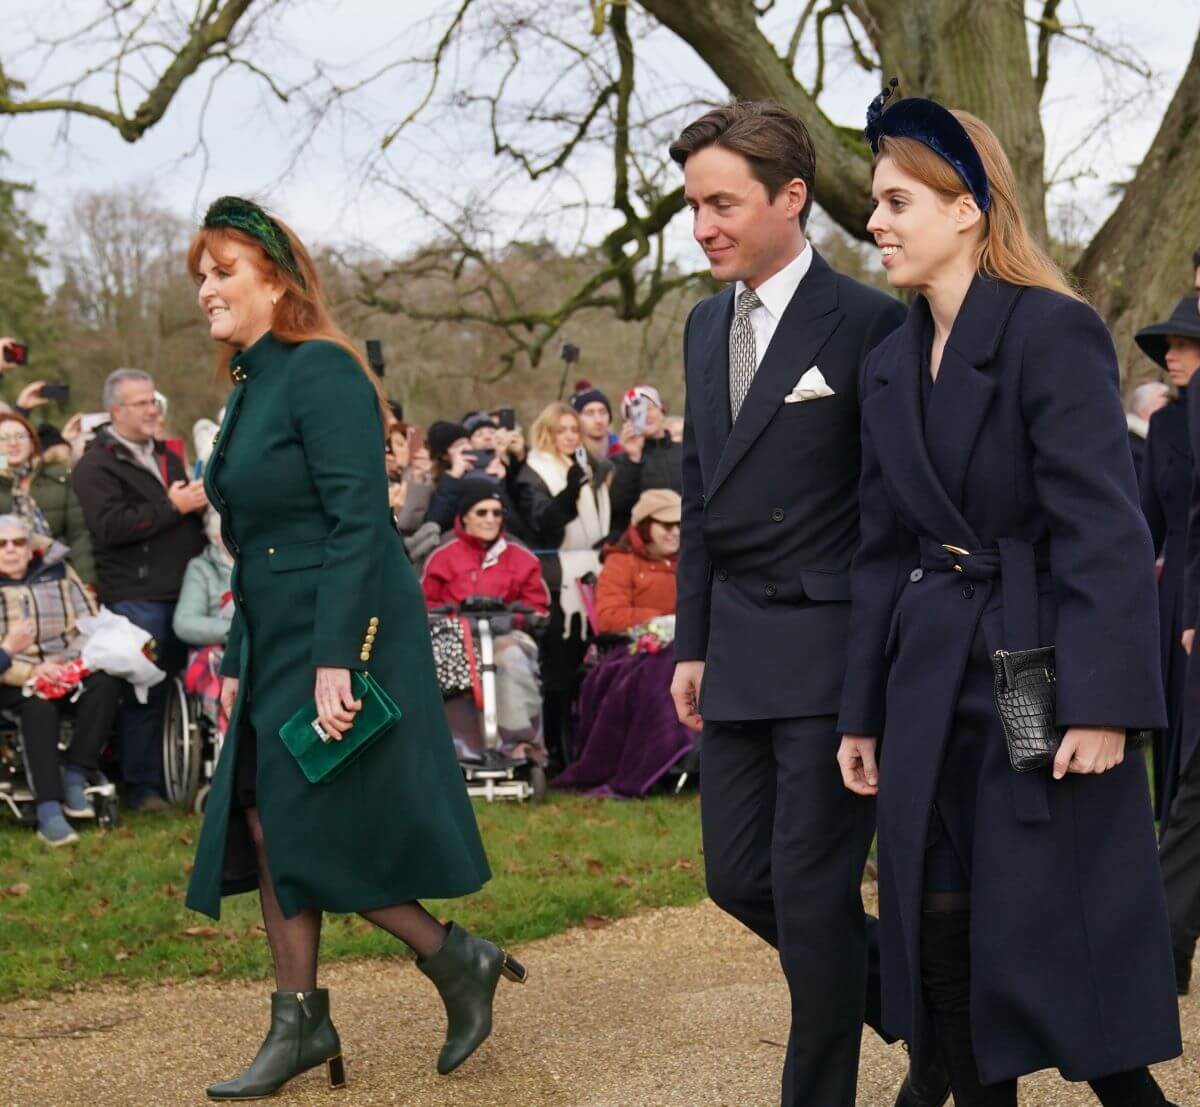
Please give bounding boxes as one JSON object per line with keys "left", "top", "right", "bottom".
{"left": 1, "top": 897, "right": 1197, "bottom": 1106}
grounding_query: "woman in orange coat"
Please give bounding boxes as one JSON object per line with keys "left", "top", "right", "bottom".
{"left": 557, "top": 489, "right": 695, "bottom": 796}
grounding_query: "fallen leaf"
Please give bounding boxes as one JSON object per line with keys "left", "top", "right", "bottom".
{"left": 87, "top": 900, "right": 109, "bottom": 919}
{"left": 5, "top": 883, "right": 30, "bottom": 897}
{"left": 671, "top": 858, "right": 695, "bottom": 871}
{"left": 581, "top": 915, "right": 611, "bottom": 930}
{"left": 115, "top": 827, "right": 135, "bottom": 840}
{"left": 585, "top": 858, "right": 604, "bottom": 875}
{"left": 610, "top": 875, "right": 636, "bottom": 888}
{"left": 206, "top": 960, "right": 224, "bottom": 975}
{"left": 182, "top": 861, "right": 194, "bottom": 874}
{"left": 181, "top": 926, "right": 220, "bottom": 938}
{"left": 177, "top": 833, "right": 194, "bottom": 846}
{"left": 159, "top": 883, "right": 180, "bottom": 898}
{"left": 114, "top": 949, "right": 132, "bottom": 961}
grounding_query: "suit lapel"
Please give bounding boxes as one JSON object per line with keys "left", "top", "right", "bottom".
{"left": 701, "top": 288, "right": 734, "bottom": 459}
{"left": 708, "top": 251, "right": 841, "bottom": 498}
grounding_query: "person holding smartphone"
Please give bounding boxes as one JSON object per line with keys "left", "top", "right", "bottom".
{"left": 610, "top": 384, "right": 681, "bottom": 539}
{"left": 384, "top": 419, "right": 434, "bottom": 534}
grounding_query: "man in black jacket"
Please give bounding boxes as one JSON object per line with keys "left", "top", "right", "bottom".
{"left": 668, "top": 104, "right": 938, "bottom": 1107}
{"left": 72, "top": 369, "right": 206, "bottom": 811}
{"left": 609, "top": 385, "right": 682, "bottom": 538}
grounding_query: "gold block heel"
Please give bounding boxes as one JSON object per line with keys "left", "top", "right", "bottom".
{"left": 327, "top": 1054, "right": 347, "bottom": 1088}
{"left": 500, "top": 952, "right": 528, "bottom": 984}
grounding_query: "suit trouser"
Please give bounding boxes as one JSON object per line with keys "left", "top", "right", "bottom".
{"left": 1159, "top": 746, "right": 1200, "bottom": 954}
{"left": 700, "top": 715, "right": 881, "bottom": 1107}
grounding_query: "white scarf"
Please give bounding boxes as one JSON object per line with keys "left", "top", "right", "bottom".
{"left": 526, "top": 450, "right": 610, "bottom": 635}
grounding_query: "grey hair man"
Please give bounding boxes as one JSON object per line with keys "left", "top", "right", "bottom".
{"left": 70, "top": 369, "right": 206, "bottom": 812}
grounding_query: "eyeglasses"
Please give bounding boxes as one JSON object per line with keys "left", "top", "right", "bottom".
{"left": 0, "top": 538, "right": 29, "bottom": 549}
{"left": 0, "top": 433, "right": 30, "bottom": 446}
{"left": 119, "top": 399, "right": 161, "bottom": 411}
{"left": 469, "top": 508, "right": 504, "bottom": 519}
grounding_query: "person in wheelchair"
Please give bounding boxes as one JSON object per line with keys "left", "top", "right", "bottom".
{"left": 0, "top": 514, "right": 125, "bottom": 845}
{"left": 421, "top": 480, "right": 550, "bottom": 765}
{"left": 173, "top": 510, "right": 234, "bottom": 735}
{"left": 555, "top": 489, "right": 697, "bottom": 797}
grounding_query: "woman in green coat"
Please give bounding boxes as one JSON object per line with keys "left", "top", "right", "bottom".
{"left": 184, "top": 198, "right": 522, "bottom": 1101}
{"left": 0, "top": 411, "right": 95, "bottom": 586}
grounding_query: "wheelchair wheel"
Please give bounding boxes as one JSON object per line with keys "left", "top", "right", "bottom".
{"left": 529, "top": 764, "right": 547, "bottom": 804}
{"left": 96, "top": 793, "right": 119, "bottom": 831}
{"left": 162, "top": 677, "right": 201, "bottom": 808}
{"left": 194, "top": 784, "right": 210, "bottom": 816}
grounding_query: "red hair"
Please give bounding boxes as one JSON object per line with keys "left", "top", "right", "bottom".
{"left": 187, "top": 220, "right": 389, "bottom": 422}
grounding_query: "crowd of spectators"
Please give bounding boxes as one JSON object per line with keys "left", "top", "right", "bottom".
{"left": 0, "top": 344, "right": 690, "bottom": 843}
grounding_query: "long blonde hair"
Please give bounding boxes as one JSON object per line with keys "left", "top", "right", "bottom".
{"left": 530, "top": 402, "right": 579, "bottom": 459}
{"left": 876, "top": 110, "right": 1081, "bottom": 302}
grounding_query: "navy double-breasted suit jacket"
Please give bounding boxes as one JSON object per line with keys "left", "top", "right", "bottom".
{"left": 675, "top": 249, "right": 905, "bottom": 721}
{"left": 837, "top": 277, "right": 1178, "bottom": 1083}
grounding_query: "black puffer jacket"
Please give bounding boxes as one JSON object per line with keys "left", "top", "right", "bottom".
{"left": 71, "top": 428, "right": 205, "bottom": 604}
{"left": 609, "top": 434, "right": 682, "bottom": 536}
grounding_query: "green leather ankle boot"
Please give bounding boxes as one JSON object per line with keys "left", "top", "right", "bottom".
{"left": 416, "top": 922, "right": 527, "bottom": 1075}
{"left": 206, "top": 989, "right": 345, "bottom": 1100}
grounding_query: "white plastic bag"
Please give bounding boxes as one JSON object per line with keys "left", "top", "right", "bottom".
{"left": 77, "top": 607, "right": 166, "bottom": 704}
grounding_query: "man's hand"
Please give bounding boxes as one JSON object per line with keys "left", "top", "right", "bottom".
{"left": 670, "top": 661, "right": 705, "bottom": 731}
{"left": 837, "top": 735, "right": 880, "bottom": 796}
{"left": 2, "top": 619, "right": 35, "bottom": 656}
{"left": 620, "top": 424, "right": 645, "bottom": 463}
{"left": 1053, "top": 726, "right": 1126, "bottom": 780}
{"left": 484, "top": 455, "right": 508, "bottom": 480}
{"left": 0, "top": 338, "right": 19, "bottom": 372}
{"left": 220, "top": 677, "right": 240, "bottom": 718}
{"left": 1184, "top": 628, "right": 1195, "bottom": 656}
{"left": 315, "top": 667, "right": 362, "bottom": 740}
{"left": 447, "top": 442, "right": 472, "bottom": 479}
{"left": 15, "top": 382, "right": 49, "bottom": 410}
{"left": 167, "top": 480, "right": 208, "bottom": 514}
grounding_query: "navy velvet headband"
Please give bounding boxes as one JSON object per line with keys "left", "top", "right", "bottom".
{"left": 864, "top": 78, "right": 991, "bottom": 213}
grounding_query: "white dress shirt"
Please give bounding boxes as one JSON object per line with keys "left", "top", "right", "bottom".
{"left": 734, "top": 241, "right": 813, "bottom": 370}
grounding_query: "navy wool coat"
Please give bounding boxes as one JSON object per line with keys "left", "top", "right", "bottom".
{"left": 1139, "top": 395, "right": 1192, "bottom": 815}
{"left": 837, "top": 277, "right": 1180, "bottom": 1083}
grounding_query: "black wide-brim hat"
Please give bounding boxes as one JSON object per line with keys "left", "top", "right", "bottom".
{"left": 1135, "top": 296, "right": 1200, "bottom": 368}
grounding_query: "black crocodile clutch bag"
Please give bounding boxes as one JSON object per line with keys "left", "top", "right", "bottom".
{"left": 991, "top": 647, "right": 1153, "bottom": 772}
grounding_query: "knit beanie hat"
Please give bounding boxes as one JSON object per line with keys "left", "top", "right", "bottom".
{"left": 622, "top": 385, "right": 665, "bottom": 420}
{"left": 569, "top": 379, "right": 612, "bottom": 418}
{"left": 427, "top": 420, "right": 469, "bottom": 459}
{"left": 456, "top": 477, "right": 505, "bottom": 521}
{"left": 463, "top": 411, "right": 498, "bottom": 436}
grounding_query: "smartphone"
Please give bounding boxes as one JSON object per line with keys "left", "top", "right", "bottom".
{"left": 2, "top": 342, "right": 29, "bottom": 367}
{"left": 493, "top": 407, "right": 516, "bottom": 431}
{"left": 468, "top": 448, "right": 495, "bottom": 472}
{"left": 627, "top": 394, "right": 648, "bottom": 435}
{"left": 39, "top": 382, "right": 70, "bottom": 405}
{"left": 365, "top": 339, "right": 385, "bottom": 378}
{"left": 573, "top": 444, "right": 591, "bottom": 476}
{"left": 80, "top": 412, "right": 112, "bottom": 437}
{"left": 406, "top": 424, "right": 425, "bottom": 455}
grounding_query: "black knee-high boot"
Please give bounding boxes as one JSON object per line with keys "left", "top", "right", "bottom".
{"left": 1088, "top": 1067, "right": 1175, "bottom": 1106}
{"left": 920, "top": 906, "right": 1016, "bottom": 1107}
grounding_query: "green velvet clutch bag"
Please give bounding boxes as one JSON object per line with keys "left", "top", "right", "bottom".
{"left": 278, "top": 671, "right": 402, "bottom": 784}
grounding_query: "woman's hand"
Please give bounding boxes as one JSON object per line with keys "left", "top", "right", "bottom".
{"left": 388, "top": 480, "right": 408, "bottom": 511}
{"left": 447, "top": 442, "right": 472, "bottom": 479}
{"left": 837, "top": 735, "right": 880, "bottom": 796}
{"left": 410, "top": 447, "right": 433, "bottom": 485}
{"left": 16, "top": 381, "right": 49, "bottom": 410}
{"left": 2, "top": 618, "right": 35, "bottom": 656}
{"left": 315, "top": 667, "right": 362, "bottom": 741}
{"left": 220, "top": 677, "right": 240, "bottom": 718}
{"left": 620, "top": 424, "right": 645, "bottom": 463}
{"left": 1053, "top": 726, "right": 1125, "bottom": 780}
{"left": 1183, "top": 628, "right": 1195, "bottom": 656}
{"left": 32, "top": 660, "right": 66, "bottom": 683}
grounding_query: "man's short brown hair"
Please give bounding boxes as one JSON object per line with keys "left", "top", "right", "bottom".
{"left": 670, "top": 101, "right": 816, "bottom": 228}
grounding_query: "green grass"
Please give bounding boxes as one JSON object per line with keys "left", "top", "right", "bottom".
{"left": 0, "top": 794, "right": 705, "bottom": 1001}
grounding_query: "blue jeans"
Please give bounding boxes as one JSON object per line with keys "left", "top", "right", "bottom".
{"left": 109, "top": 600, "right": 184, "bottom": 804}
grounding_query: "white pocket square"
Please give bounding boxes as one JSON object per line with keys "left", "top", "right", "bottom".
{"left": 783, "top": 366, "right": 836, "bottom": 404}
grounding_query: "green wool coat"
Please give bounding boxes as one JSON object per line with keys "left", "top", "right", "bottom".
{"left": 0, "top": 461, "right": 97, "bottom": 586}
{"left": 185, "top": 333, "right": 491, "bottom": 920}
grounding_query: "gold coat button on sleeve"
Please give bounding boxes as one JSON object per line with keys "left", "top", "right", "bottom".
{"left": 369, "top": 617, "right": 380, "bottom": 627}
{"left": 360, "top": 651, "right": 371, "bottom": 662}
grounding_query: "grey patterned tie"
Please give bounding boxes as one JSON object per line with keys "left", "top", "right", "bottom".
{"left": 728, "top": 287, "right": 762, "bottom": 422}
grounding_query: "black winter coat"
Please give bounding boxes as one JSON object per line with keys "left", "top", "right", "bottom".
{"left": 609, "top": 435, "right": 682, "bottom": 537}
{"left": 71, "top": 428, "right": 205, "bottom": 604}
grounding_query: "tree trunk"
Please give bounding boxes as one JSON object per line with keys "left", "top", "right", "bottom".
{"left": 852, "top": 0, "right": 1048, "bottom": 241}
{"left": 1074, "top": 32, "right": 1200, "bottom": 380}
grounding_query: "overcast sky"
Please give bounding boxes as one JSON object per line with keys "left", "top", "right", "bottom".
{"left": 3, "top": 0, "right": 1198, "bottom": 262}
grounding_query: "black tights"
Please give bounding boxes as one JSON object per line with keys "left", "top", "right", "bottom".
{"left": 244, "top": 807, "right": 447, "bottom": 992}
{"left": 920, "top": 906, "right": 1169, "bottom": 1107}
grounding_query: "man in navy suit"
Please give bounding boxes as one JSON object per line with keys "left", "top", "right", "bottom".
{"left": 667, "top": 103, "right": 927, "bottom": 1107}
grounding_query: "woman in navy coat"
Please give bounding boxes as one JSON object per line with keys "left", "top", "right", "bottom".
{"left": 1136, "top": 313, "right": 1199, "bottom": 820}
{"left": 837, "top": 89, "right": 1180, "bottom": 1106}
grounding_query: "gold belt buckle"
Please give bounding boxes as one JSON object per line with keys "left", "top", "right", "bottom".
{"left": 941, "top": 543, "right": 970, "bottom": 573}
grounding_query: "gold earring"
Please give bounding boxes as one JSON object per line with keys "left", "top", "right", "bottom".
{"left": 271, "top": 296, "right": 278, "bottom": 306}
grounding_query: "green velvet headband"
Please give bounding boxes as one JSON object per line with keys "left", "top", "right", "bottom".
{"left": 202, "top": 196, "right": 307, "bottom": 289}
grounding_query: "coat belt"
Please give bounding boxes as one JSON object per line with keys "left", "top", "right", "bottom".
{"left": 917, "top": 535, "right": 1054, "bottom": 824}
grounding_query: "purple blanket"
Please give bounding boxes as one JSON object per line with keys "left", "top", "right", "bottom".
{"left": 553, "top": 645, "right": 697, "bottom": 798}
